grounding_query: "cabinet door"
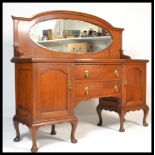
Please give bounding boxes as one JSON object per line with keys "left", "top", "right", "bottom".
{"left": 122, "top": 64, "right": 146, "bottom": 107}
{"left": 37, "top": 64, "right": 73, "bottom": 120}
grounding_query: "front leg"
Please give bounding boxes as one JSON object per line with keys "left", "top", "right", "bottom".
{"left": 13, "top": 116, "right": 20, "bottom": 142}
{"left": 30, "top": 126, "right": 39, "bottom": 152}
{"left": 118, "top": 110, "right": 126, "bottom": 132}
{"left": 70, "top": 118, "right": 78, "bottom": 143}
{"left": 143, "top": 105, "right": 149, "bottom": 126}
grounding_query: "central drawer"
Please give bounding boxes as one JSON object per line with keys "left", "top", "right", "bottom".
{"left": 74, "top": 80, "right": 121, "bottom": 98}
{"left": 74, "top": 65, "right": 121, "bottom": 80}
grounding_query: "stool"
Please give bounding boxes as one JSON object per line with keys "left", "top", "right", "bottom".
{"left": 96, "top": 97, "right": 149, "bottom": 132}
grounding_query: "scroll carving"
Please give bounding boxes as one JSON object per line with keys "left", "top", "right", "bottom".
{"left": 14, "top": 45, "right": 24, "bottom": 56}
{"left": 120, "top": 50, "right": 131, "bottom": 59}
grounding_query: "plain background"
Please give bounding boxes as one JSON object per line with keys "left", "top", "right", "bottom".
{"left": 3, "top": 2, "right": 152, "bottom": 152}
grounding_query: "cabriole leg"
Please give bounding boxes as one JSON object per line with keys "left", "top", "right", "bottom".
{"left": 96, "top": 105, "right": 103, "bottom": 126}
{"left": 70, "top": 119, "right": 78, "bottom": 143}
{"left": 51, "top": 124, "right": 56, "bottom": 135}
{"left": 143, "top": 105, "right": 149, "bottom": 127}
{"left": 118, "top": 110, "right": 126, "bottom": 132}
{"left": 13, "top": 116, "right": 20, "bottom": 142}
{"left": 30, "top": 126, "right": 39, "bottom": 152}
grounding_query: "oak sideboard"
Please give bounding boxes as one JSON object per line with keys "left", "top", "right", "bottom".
{"left": 11, "top": 10, "right": 149, "bottom": 152}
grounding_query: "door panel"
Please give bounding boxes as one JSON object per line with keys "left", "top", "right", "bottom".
{"left": 124, "top": 64, "right": 145, "bottom": 106}
{"left": 15, "top": 64, "right": 32, "bottom": 117}
{"left": 126, "top": 68, "right": 142, "bottom": 102}
{"left": 38, "top": 64, "right": 72, "bottom": 120}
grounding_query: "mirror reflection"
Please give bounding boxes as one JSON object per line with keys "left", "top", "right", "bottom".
{"left": 30, "top": 19, "right": 112, "bottom": 54}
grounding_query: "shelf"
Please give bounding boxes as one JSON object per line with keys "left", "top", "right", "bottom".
{"left": 37, "top": 36, "right": 111, "bottom": 44}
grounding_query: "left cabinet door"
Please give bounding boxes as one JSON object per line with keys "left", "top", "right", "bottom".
{"left": 37, "top": 64, "right": 73, "bottom": 120}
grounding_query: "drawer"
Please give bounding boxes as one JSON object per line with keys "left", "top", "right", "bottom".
{"left": 74, "top": 81, "right": 121, "bottom": 98}
{"left": 74, "top": 65, "right": 121, "bottom": 80}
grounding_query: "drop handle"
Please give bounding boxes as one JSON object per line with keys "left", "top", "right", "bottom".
{"left": 85, "top": 86, "right": 89, "bottom": 95}
{"left": 124, "top": 79, "right": 128, "bottom": 86}
{"left": 84, "top": 70, "right": 89, "bottom": 78}
{"left": 114, "top": 85, "right": 119, "bottom": 93}
{"left": 114, "top": 69, "right": 119, "bottom": 77}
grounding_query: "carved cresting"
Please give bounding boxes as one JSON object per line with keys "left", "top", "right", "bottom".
{"left": 14, "top": 44, "right": 24, "bottom": 57}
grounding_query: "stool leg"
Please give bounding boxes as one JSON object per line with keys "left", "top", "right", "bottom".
{"left": 96, "top": 105, "right": 103, "bottom": 126}
{"left": 143, "top": 105, "right": 149, "bottom": 127}
{"left": 51, "top": 124, "right": 56, "bottom": 135}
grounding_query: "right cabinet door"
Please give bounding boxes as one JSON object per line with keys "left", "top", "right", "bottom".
{"left": 123, "top": 63, "right": 146, "bottom": 106}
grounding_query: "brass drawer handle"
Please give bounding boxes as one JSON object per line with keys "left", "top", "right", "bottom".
{"left": 114, "top": 85, "right": 119, "bottom": 93}
{"left": 84, "top": 70, "right": 89, "bottom": 78}
{"left": 114, "top": 69, "right": 119, "bottom": 77}
{"left": 85, "top": 86, "right": 89, "bottom": 95}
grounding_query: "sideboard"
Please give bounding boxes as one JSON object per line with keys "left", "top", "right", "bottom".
{"left": 11, "top": 10, "right": 149, "bottom": 152}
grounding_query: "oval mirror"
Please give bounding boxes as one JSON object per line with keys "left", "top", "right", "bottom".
{"left": 30, "top": 19, "right": 112, "bottom": 54}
